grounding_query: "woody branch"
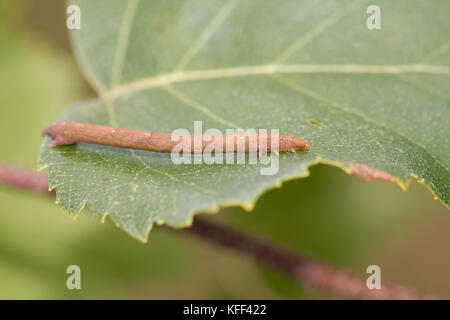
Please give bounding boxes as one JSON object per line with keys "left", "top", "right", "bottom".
{"left": 0, "top": 162, "right": 436, "bottom": 299}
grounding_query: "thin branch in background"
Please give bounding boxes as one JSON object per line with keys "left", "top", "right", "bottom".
{"left": 0, "top": 162, "right": 54, "bottom": 195}
{"left": 0, "top": 162, "right": 438, "bottom": 299}
{"left": 183, "top": 218, "right": 435, "bottom": 299}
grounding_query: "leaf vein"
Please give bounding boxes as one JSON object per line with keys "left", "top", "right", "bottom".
{"left": 163, "top": 85, "right": 240, "bottom": 129}
{"left": 174, "top": 0, "right": 239, "bottom": 72}
{"left": 130, "top": 150, "right": 219, "bottom": 196}
{"left": 273, "top": 0, "right": 367, "bottom": 64}
{"left": 270, "top": 74, "right": 448, "bottom": 175}
{"left": 106, "top": 64, "right": 450, "bottom": 99}
{"left": 110, "top": 0, "right": 140, "bottom": 88}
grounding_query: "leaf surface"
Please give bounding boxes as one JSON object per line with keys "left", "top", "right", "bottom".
{"left": 41, "top": 0, "right": 450, "bottom": 241}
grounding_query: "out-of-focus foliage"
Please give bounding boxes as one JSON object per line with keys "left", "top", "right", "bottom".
{"left": 0, "top": 0, "right": 449, "bottom": 299}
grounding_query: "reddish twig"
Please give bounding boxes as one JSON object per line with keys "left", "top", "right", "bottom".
{"left": 42, "top": 121, "right": 310, "bottom": 153}
{"left": 0, "top": 162, "right": 437, "bottom": 299}
{"left": 0, "top": 162, "right": 54, "bottom": 195}
{"left": 183, "top": 218, "right": 436, "bottom": 299}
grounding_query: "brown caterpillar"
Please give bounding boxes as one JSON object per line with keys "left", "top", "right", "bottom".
{"left": 43, "top": 122, "right": 310, "bottom": 153}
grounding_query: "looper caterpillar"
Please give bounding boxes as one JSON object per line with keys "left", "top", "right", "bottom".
{"left": 43, "top": 122, "right": 310, "bottom": 153}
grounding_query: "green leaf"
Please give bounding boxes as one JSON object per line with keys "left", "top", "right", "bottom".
{"left": 40, "top": 0, "right": 449, "bottom": 241}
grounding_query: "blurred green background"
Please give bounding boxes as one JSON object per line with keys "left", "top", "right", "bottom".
{"left": 0, "top": 0, "right": 448, "bottom": 299}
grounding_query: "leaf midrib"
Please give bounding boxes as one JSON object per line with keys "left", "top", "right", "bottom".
{"left": 103, "top": 63, "right": 450, "bottom": 100}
